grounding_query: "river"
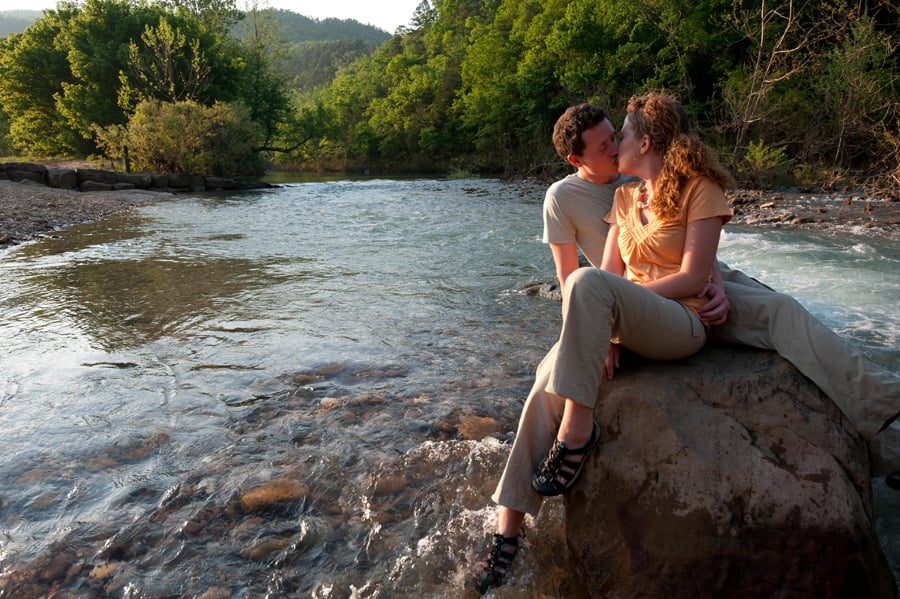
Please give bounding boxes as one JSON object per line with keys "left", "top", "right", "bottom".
{"left": 0, "top": 178, "right": 898, "bottom": 596}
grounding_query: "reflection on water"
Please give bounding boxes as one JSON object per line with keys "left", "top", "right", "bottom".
{"left": 0, "top": 179, "right": 563, "bottom": 596}
{"left": 27, "top": 255, "right": 280, "bottom": 351}
{"left": 0, "top": 179, "right": 898, "bottom": 596}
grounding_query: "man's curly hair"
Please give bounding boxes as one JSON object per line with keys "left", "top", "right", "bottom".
{"left": 552, "top": 103, "right": 609, "bottom": 161}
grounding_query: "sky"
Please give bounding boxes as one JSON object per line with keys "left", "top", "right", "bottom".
{"left": 0, "top": 0, "right": 424, "bottom": 33}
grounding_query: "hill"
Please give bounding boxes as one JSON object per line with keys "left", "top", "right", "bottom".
{"left": 247, "top": 9, "right": 392, "bottom": 91}
{"left": 0, "top": 7, "right": 389, "bottom": 94}
{"left": 0, "top": 10, "right": 42, "bottom": 36}
{"left": 266, "top": 9, "right": 391, "bottom": 43}
{"left": 0, "top": 8, "right": 391, "bottom": 43}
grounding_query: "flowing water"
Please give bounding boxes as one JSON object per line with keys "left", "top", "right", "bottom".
{"left": 0, "top": 178, "right": 898, "bottom": 597}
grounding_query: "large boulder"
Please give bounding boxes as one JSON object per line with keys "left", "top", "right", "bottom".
{"left": 47, "top": 167, "right": 78, "bottom": 189}
{"left": 3, "top": 162, "right": 46, "bottom": 184}
{"left": 565, "top": 342, "right": 896, "bottom": 597}
{"left": 75, "top": 168, "right": 151, "bottom": 189}
{"left": 1, "top": 162, "right": 273, "bottom": 193}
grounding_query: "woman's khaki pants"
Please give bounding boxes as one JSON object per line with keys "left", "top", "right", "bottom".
{"left": 492, "top": 267, "right": 707, "bottom": 516}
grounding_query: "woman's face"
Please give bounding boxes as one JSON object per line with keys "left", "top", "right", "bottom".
{"left": 616, "top": 115, "right": 642, "bottom": 177}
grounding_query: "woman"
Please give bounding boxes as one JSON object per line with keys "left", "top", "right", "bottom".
{"left": 475, "top": 90, "right": 735, "bottom": 594}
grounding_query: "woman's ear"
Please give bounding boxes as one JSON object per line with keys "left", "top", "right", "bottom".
{"left": 639, "top": 136, "right": 651, "bottom": 155}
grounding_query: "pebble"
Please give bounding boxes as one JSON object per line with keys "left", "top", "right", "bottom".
{"left": 458, "top": 415, "right": 499, "bottom": 440}
{"left": 240, "top": 479, "right": 308, "bottom": 512}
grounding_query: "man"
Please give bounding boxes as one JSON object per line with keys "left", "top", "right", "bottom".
{"left": 543, "top": 103, "right": 900, "bottom": 477}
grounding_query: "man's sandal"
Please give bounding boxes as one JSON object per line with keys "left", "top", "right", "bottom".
{"left": 475, "top": 533, "right": 519, "bottom": 594}
{"left": 531, "top": 422, "right": 599, "bottom": 496}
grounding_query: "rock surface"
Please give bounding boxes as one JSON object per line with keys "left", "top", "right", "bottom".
{"left": 0, "top": 179, "right": 169, "bottom": 249}
{"left": 564, "top": 342, "right": 896, "bottom": 598}
{"left": 0, "top": 161, "right": 269, "bottom": 193}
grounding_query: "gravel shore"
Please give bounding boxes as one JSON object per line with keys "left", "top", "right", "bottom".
{"left": 1, "top": 178, "right": 898, "bottom": 251}
{"left": 0, "top": 179, "right": 173, "bottom": 249}
{"left": 728, "top": 188, "right": 900, "bottom": 239}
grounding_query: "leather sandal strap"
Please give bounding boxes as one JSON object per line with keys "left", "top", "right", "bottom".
{"left": 476, "top": 534, "right": 519, "bottom": 594}
{"left": 488, "top": 533, "right": 519, "bottom": 572}
{"left": 531, "top": 422, "right": 600, "bottom": 496}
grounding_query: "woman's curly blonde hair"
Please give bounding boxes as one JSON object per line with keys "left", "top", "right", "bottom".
{"left": 627, "top": 90, "right": 735, "bottom": 221}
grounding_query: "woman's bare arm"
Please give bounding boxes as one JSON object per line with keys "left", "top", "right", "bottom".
{"left": 641, "top": 217, "right": 723, "bottom": 299}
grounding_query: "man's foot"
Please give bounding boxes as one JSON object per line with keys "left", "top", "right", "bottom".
{"left": 885, "top": 471, "right": 900, "bottom": 490}
{"left": 475, "top": 533, "right": 519, "bottom": 594}
{"left": 531, "top": 421, "right": 599, "bottom": 496}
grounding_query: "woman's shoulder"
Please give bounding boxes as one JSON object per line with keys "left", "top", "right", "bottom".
{"left": 681, "top": 176, "right": 732, "bottom": 221}
{"left": 617, "top": 180, "right": 642, "bottom": 198}
{"left": 680, "top": 176, "right": 728, "bottom": 205}
{"left": 684, "top": 176, "right": 723, "bottom": 194}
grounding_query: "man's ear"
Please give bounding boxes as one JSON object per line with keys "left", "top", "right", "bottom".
{"left": 566, "top": 154, "right": 582, "bottom": 168}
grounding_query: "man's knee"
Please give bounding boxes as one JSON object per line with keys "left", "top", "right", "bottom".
{"left": 765, "top": 291, "right": 805, "bottom": 319}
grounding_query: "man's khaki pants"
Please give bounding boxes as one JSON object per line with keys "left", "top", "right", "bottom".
{"left": 716, "top": 265, "right": 900, "bottom": 474}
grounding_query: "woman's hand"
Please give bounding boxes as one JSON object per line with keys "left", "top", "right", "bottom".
{"left": 603, "top": 343, "right": 620, "bottom": 381}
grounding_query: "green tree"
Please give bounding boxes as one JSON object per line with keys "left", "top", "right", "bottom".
{"left": 159, "top": 0, "right": 241, "bottom": 34}
{"left": 118, "top": 16, "right": 213, "bottom": 110}
{"left": 316, "top": 51, "right": 383, "bottom": 161}
{"left": 280, "top": 39, "right": 378, "bottom": 92}
{"left": 812, "top": 16, "right": 898, "bottom": 170}
{"left": 0, "top": 7, "right": 80, "bottom": 154}
{"left": 454, "top": 0, "right": 550, "bottom": 171}
{"left": 54, "top": 0, "right": 172, "bottom": 147}
{"left": 233, "top": 5, "right": 292, "bottom": 151}
{"left": 717, "top": 0, "right": 827, "bottom": 162}
{"left": 276, "top": 95, "right": 340, "bottom": 166}
{"left": 628, "top": 0, "right": 735, "bottom": 100}
{"left": 0, "top": 0, "right": 287, "bottom": 164}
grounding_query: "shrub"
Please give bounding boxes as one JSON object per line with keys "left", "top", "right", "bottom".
{"left": 97, "top": 100, "right": 266, "bottom": 177}
{"left": 741, "top": 139, "right": 790, "bottom": 188}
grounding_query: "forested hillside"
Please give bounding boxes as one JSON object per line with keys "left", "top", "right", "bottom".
{"left": 261, "top": 10, "right": 389, "bottom": 93}
{"left": 0, "top": 7, "right": 389, "bottom": 40}
{"left": 263, "top": 9, "right": 390, "bottom": 43}
{"left": 293, "top": 0, "right": 899, "bottom": 187}
{"left": 0, "top": 0, "right": 897, "bottom": 189}
{"left": 0, "top": 6, "right": 387, "bottom": 95}
{"left": 0, "top": 10, "right": 40, "bottom": 37}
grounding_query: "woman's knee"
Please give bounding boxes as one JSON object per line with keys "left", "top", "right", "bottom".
{"left": 564, "top": 267, "right": 615, "bottom": 303}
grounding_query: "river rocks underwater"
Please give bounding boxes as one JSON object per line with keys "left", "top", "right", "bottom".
{"left": 0, "top": 178, "right": 898, "bottom": 597}
{"left": 1, "top": 362, "right": 529, "bottom": 597}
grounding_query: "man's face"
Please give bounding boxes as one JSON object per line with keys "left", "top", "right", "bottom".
{"left": 568, "top": 119, "right": 619, "bottom": 184}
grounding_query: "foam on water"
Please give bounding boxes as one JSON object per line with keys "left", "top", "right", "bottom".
{"left": 718, "top": 227, "right": 899, "bottom": 369}
{"left": 0, "top": 179, "right": 897, "bottom": 595}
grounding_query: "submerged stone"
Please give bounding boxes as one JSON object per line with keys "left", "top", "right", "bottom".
{"left": 240, "top": 479, "right": 308, "bottom": 512}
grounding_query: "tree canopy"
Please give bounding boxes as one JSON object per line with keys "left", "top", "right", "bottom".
{"left": 0, "top": 0, "right": 897, "bottom": 186}
{"left": 294, "top": 0, "right": 899, "bottom": 187}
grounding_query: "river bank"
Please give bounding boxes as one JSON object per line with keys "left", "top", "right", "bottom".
{"left": 0, "top": 179, "right": 172, "bottom": 249}
{"left": 0, "top": 161, "right": 272, "bottom": 249}
{"left": 728, "top": 188, "right": 900, "bottom": 239}
{"left": 2, "top": 177, "right": 899, "bottom": 251}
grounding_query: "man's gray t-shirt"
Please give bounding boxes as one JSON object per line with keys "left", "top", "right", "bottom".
{"left": 542, "top": 174, "right": 632, "bottom": 267}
